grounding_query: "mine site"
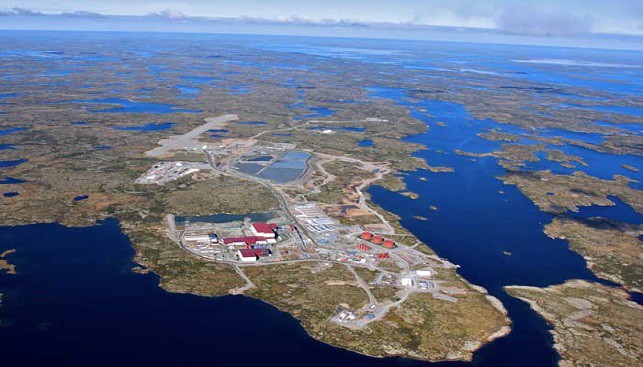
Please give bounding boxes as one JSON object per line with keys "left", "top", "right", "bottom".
{"left": 134, "top": 113, "right": 464, "bottom": 328}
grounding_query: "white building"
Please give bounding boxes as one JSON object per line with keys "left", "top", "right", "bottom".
{"left": 401, "top": 277, "right": 414, "bottom": 287}
{"left": 184, "top": 234, "right": 211, "bottom": 242}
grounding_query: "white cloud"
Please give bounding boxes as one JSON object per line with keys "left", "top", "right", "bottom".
{"left": 147, "top": 9, "right": 187, "bottom": 20}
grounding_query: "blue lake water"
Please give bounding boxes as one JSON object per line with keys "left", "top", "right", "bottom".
{"left": 180, "top": 76, "right": 219, "bottom": 85}
{"left": 111, "top": 123, "right": 174, "bottom": 131}
{"left": 572, "top": 196, "right": 643, "bottom": 224}
{"left": 0, "top": 177, "right": 25, "bottom": 184}
{"left": 549, "top": 143, "right": 643, "bottom": 189}
{"left": 69, "top": 98, "right": 201, "bottom": 114}
{"left": 0, "top": 144, "right": 16, "bottom": 150}
{"left": 0, "top": 92, "right": 19, "bottom": 101}
{"left": 366, "top": 86, "right": 616, "bottom": 367}
{"left": 2, "top": 191, "right": 18, "bottom": 197}
{"left": 293, "top": 106, "right": 336, "bottom": 121}
{"left": 73, "top": 195, "right": 89, "bottom": 202}
{"left": 69, "top": 121, "right": 88, "bottom": 125}
{"left": 358, "top": 139, "right": 374, "bottom": 147}
{"left": 176, "top": 85, "right": 200, "bottom": 97}
{"left": 0, "top": 127, "right": 27, "bottom": 136}
{"left": 0, "top": 159, "right": 27, "bottom": 168}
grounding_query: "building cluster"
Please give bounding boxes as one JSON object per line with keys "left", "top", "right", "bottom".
{"left": 135, "top": 161, "right": 210, "bottom": 185}
{"left": 220, "top": 222, "right": 278, "bottom": 262}
{"left": 183, "top": 222, "right": 280, "bottom": 263}
{"left": 293, "top": 203, "right": 336, "bottom": 233}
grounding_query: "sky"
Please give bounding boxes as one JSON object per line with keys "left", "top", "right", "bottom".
{"left": 0, "top": 1, "right": 642, "bottom": 49}
{"left": 1, "top": 0, "right": 642, "bottom": 34}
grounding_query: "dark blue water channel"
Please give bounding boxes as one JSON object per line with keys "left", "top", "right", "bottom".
{"left": 366, "top": 87, "right": 613, "bottom": 367}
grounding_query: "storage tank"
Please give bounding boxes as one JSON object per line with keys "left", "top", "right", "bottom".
{"left": 382, "top": 240, "right": 396, "bottom": 249}
{"left": 360, "top": 232, "right": 373, "bottom": 240}
{"left": 371, "top": 236, "right": 384, "bottom": 244}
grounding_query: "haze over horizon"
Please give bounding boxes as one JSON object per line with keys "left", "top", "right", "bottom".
{"left": 1, "top": 1, "right": 642, "bottom": 50}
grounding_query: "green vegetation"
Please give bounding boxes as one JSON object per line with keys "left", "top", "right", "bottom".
{"left": 124, "top": 223, "right": 244, "bottom": 296}
{"left": 500, "top": 171, "right": 642, "bottom": 214}
{"left": 545, "top": 217, "right": 642, "bottom": 291}
{"left": 507, "top": 280, "right": 643, "bottom": 367}
{"left": 245, "top": 263, "right": 509, "bottom": 362}
{"left": 162, "top": 176, "right": 279, "bottom": 216}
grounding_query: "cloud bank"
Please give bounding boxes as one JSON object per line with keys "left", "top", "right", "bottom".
{"left": 495, "top": 6, "right": 593, "bottom": 36}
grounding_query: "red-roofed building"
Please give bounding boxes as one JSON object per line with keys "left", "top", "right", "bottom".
{"left": 237, "top": 248, "right": 272, "bottom": 263}
{"left": 251, "top": 222, "right": 277, "bottom": 239}
{"left": 223, "top": 237, "right": 247, "bottom": 246}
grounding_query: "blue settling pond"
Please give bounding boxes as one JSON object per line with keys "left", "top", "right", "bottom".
{"left": 111, "top": 123, "right": 174, "bottom": 132}
{"left": 70, "top": 98, "right": 201, "bottom": 114}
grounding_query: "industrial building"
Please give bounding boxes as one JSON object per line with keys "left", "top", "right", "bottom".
{"left": 251, "top": 222, "right": 277, "bottom": 239}
{"left": 237, "top": 248, "right": 272, "bottom": 263}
